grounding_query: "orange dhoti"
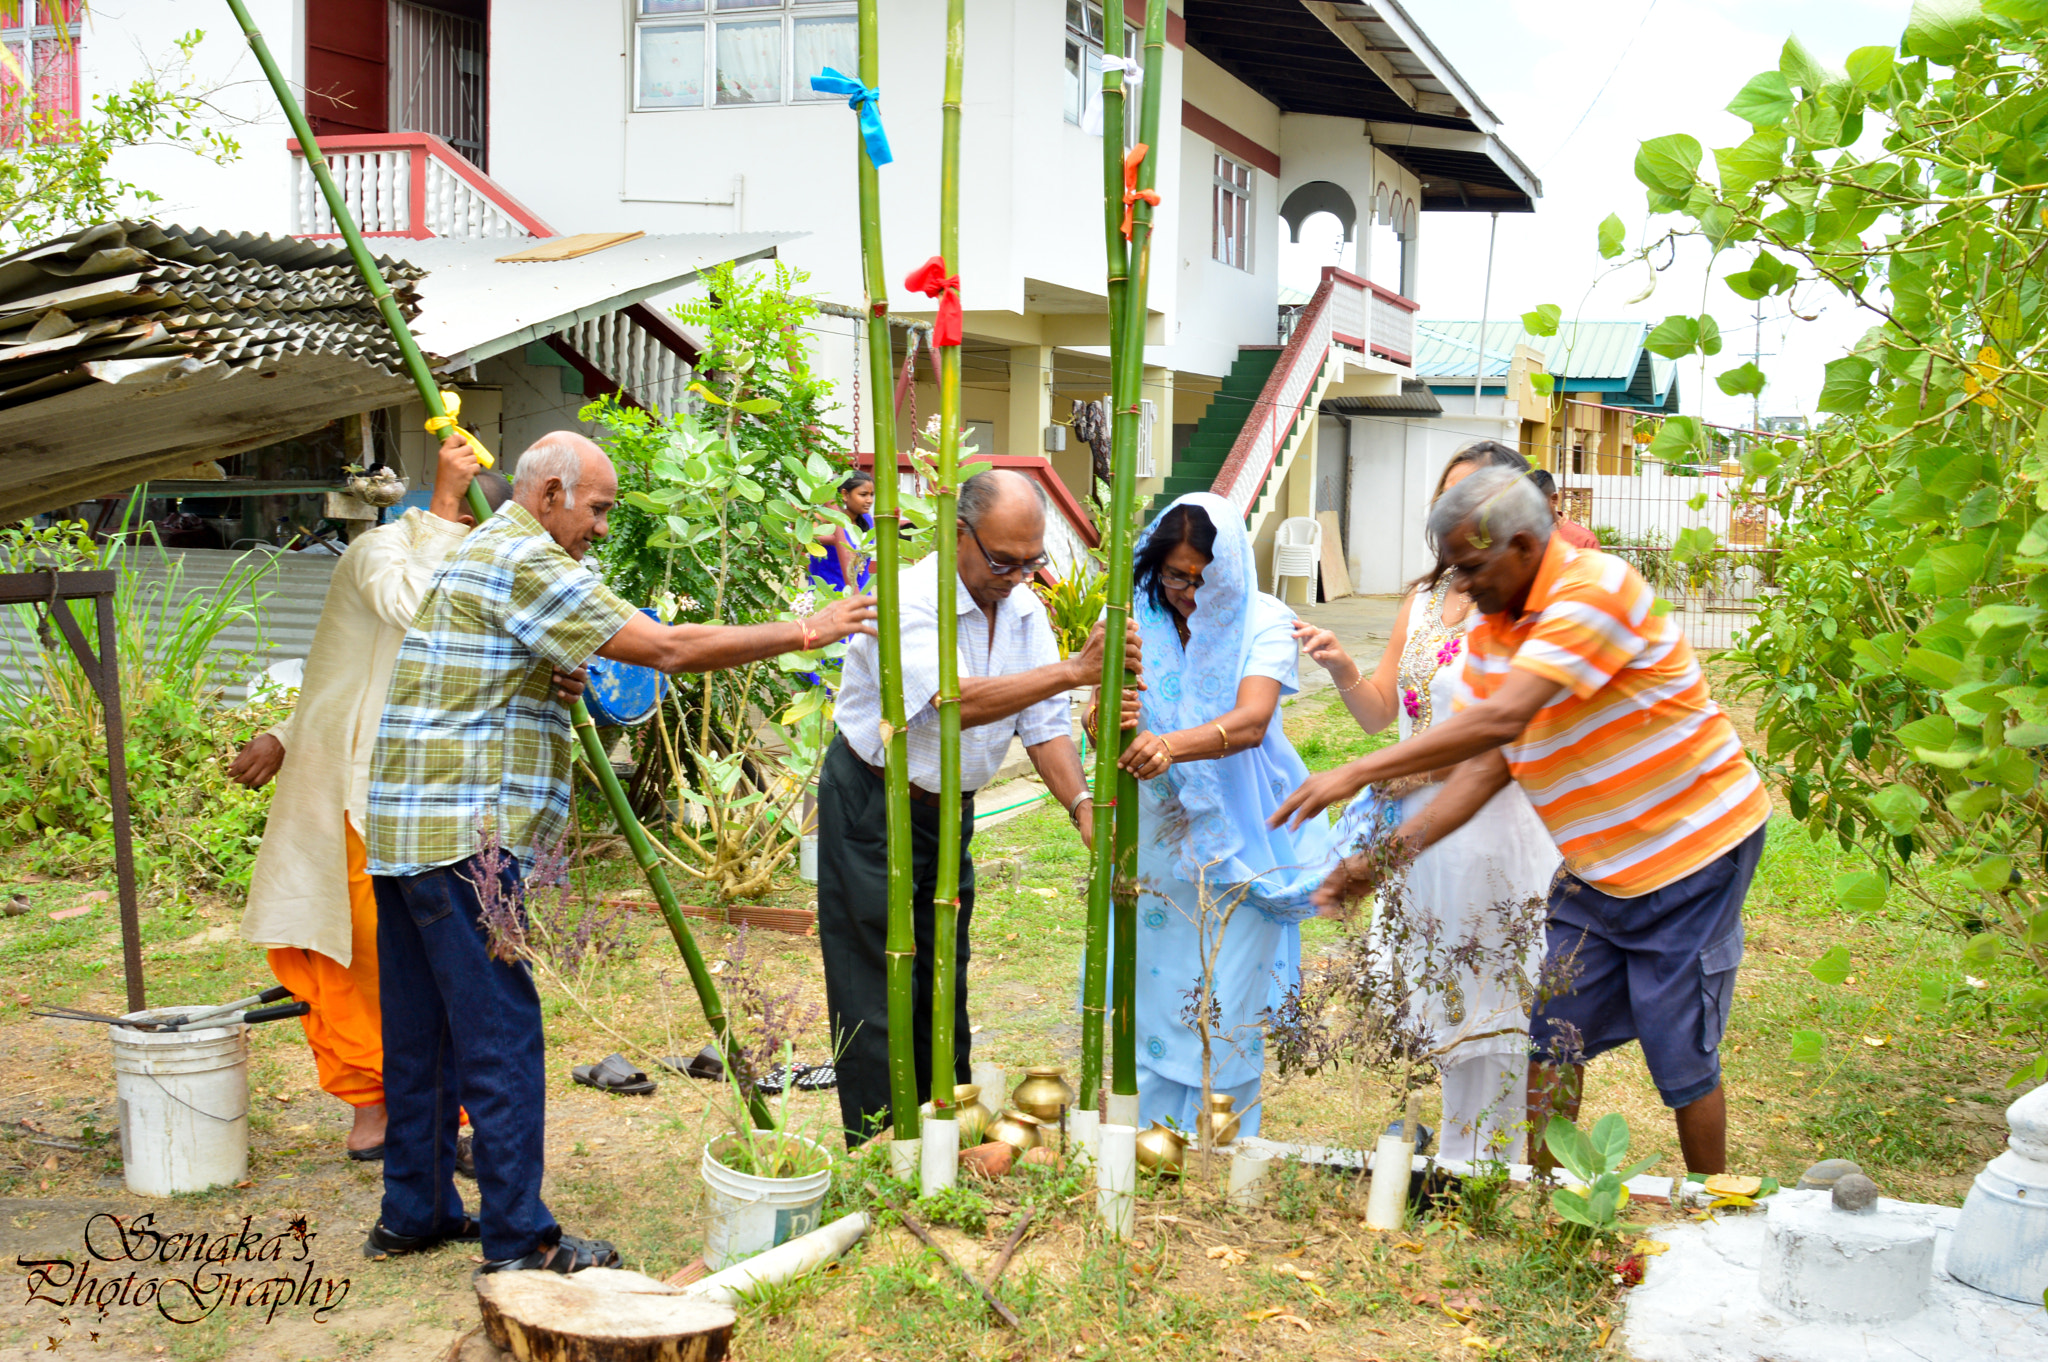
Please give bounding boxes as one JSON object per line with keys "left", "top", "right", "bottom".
{"left": 266, "top": 818, "right": 383, "bottom": 1108}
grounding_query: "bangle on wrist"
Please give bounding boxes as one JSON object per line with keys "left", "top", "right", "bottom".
{"left": 1065, "top": 789, "right": 1090, "bottom": 818}
{"left": 1157, "top": 734, "right": 1175, "bottom": 767}
{"left": 1213, "top": 721, "right": 1231, "bottom": 753}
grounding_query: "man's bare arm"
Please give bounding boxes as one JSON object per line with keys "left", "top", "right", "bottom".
{"left": 599, "top": 594, "right": 876, "bottom": 675}
{"left": 1311, "top": 751, "right": 1513, "bottom": 911}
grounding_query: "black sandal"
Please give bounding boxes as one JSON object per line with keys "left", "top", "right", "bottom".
{"left": 477, "top": 1231, "right": 621, "bottom": 1275}
{"left": 571, "top": 1053, "right": 656, "bottom": 1096}
{"left": 656, "top": 1045, "right": 725, "bottom": 1082}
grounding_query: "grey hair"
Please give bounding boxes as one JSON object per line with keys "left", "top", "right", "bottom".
{"left": 958, "top": 467, "right": 1047, "bottom": 532}
{"left": 513, "top": 435, "right": 587, "bottom": 507}
{"left": 1425, "top": 465, "right": 1552, "bottom": 561}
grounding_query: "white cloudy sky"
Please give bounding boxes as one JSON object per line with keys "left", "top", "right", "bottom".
{"left": 1278, "top": 0, "right": 1920, "bottom": 427}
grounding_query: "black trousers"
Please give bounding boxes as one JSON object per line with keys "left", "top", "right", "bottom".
{"left": 816, "top": 734, "right": 975, "bottom": 1145}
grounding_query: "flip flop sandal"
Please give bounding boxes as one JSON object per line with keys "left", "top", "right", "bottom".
{"left": 793, "top": 1062, "right": 838, "bottom": 1092}
{"left": 658, "top": 1044, "right": 725, "bottom": 1081}
{"left": 756, "top": 1065, "right": 793, "bottom": 1095}
{"left": 571, "top": 1053, "right": 656, "bottom": 1096}
{"left": 346, "top": 1143, "right": 385, "bottom": 1163}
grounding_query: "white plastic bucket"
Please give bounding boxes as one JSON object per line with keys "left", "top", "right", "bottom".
{"left": 109, "top": 1008, "right": 249, "bottom": 1197}
{"left": 798, "top": 834, "right": 819, "bottom": 883}
{"left": 699, "top": 1136, "right": 834, "bottom": 1270}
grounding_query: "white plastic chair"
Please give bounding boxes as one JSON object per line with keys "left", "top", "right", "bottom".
{"left": 1272, "top": 516, "right": 1321, "bottom": 601}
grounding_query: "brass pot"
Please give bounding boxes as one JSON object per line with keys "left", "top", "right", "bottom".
{"left": 1134, "top": 1121, "right": 1186, "bottom": 1175}
{"left": 1196, "top": 1093, "right": 1241, "bottom": 1147}
{"left": 955, "top": 1084, "right": 994, "bottom": 1147}
{"left": 1011, "top": 1066, "right": 1076, "bottom": 1123}
{"left": 986, "top": 1109, "right": 1046, "bottom": 1153}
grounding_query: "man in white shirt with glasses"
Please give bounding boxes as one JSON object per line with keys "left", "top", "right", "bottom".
{"left": 819, "top": 467, "right": 1141, "bottom": 1144}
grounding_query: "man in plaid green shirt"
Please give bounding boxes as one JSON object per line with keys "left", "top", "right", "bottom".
{"left": 361, "top": 431, "right": 874, "bottom": 1275}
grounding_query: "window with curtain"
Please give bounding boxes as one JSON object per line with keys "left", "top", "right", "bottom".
{"left": 1, "top": 1, "right": 80, "bottom": 148}
{"left": 635, "top": 0, "right": 855, "bottom": 112}
{"left": 1064, "top": 0, "right": 1135, "bottom": 139}
{"left": 1213, "top": 154, "right": 1252, "bottom": 271}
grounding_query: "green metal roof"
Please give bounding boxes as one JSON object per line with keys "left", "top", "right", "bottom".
{"left": 1413, "top": 319, "right": 1679, "bottom": 412}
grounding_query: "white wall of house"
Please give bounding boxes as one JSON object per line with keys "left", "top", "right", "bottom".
{"left": 1170, "top": 45, "right": 1278, "bottom": 381}
{"left": 1342, "top": 395, "right": 1519, "bottom": 595}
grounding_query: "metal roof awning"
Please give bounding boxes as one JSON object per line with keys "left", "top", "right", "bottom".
{"left": 1181, "top": 1, "right": 1539, "bottom": 212}
{"left": 0, "top": 222, "right": 797, "bottom": 524}
{"left": 1323, "top": 380, "right": 1443, "bottom": 415}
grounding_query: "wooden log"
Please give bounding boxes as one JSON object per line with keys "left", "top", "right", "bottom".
{"left": 476, "top": 1268, "right": 736, "bottom": 1362}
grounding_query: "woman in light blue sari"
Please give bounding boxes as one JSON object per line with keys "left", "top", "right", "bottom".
{"left": 1100, "top": 492, "right": 1335, "bottom": 1136}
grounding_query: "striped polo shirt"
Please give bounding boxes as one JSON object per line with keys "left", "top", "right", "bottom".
{"left": 1452, "top": 534, "right": 1768, "bottom": 898}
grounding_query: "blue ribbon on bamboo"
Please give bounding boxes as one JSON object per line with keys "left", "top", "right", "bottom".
{"left": 810, "top": 68, "right": 892, "bottom": 167}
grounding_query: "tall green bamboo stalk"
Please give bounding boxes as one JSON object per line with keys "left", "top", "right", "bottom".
{"left": 216, "top": 0, "right": 770, "bottom": 1128}
{"left": 927, "top": 0, "right": 966, "bottom": 1125}
{"left": 850, "top": 0, "right": 921, "bottom": 1151}
{"left": 1084, "top": 0, "right": 1168, "bottom": 1116}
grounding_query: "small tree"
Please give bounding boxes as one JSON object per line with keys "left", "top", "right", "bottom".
{"left": 1, "top": 27, "right": 242, "bottom": 246}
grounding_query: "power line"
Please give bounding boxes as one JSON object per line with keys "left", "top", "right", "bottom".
{"left": 1540, "top": 0, "right": 1660, "bottom": 172}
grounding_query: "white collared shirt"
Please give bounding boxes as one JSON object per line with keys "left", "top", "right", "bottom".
{"left": 835, "top": 554, "right": 1070, "bottom": 793}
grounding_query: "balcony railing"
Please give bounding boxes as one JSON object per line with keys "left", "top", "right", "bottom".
{"left": 286, "top": 132, "right": 546, "bottom": 240}
{"left": 1277, "top": 269, "right": 1418, "bottom": 365}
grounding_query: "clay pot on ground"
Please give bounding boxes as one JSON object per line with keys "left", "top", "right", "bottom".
{"left": 1022, "top": 1146, "right": 1061, "bottom": 1168}
{"left": 1196, "top": 1094, "right": 1241, "bottom": 1147}
{"left": 959, "top": 1141, "right": 1013, "bottom": 1179}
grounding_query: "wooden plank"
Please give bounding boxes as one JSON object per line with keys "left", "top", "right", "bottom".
{"left": 495, "top": 231, "right": 646, "bottom": 263}
{"left": 1315, "top": 511, "right": 1352, "bottom": 600}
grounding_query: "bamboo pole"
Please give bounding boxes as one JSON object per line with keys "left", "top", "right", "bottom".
{"left": 1108, "top": 0, "right": 1170, "bottom": 1121}
{"left": 1076, "top": 0, "right": 1133, "bottom": 1119}
{"left": 927, "top": 0, "right": 966, "bottom": 1128}
{"left": 848, "top": 0, "right": 922, "bottom": 1152}
{"left": 218, "top": 0, "right": 770, "bottom": 1129}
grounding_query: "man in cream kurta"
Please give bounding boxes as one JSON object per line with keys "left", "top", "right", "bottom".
{"left": 229, "top": 435, "right": 509, "bottom": 1160}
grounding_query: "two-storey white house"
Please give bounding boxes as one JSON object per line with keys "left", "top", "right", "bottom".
{"left": 68, "top": 0, "right": 1536, "bottom": 597}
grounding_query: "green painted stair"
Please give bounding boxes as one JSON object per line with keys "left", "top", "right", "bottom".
{"left": 1159, "top": 347, "right": 1282, "bottom": 500}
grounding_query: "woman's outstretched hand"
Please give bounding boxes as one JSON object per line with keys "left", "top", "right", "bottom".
{"left": 1269, "top": 760, "right": 1372, "bottom": 830}
{"left": 1292, "top": 618, "right": 1354, "bottom": 674}
{"left": 1312, "top": 852, "right": 1384, "bottom": 913}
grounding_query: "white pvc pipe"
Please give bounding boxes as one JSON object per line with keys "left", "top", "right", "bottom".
{"left": 1228, "top": 1145, "right": 1273, "bottom": 1208}
{"left": 1364, "top": 1133, "right": 1412, "bottom": 1230}
{"left": 1068, "top": 1109, "right": 1100, "bottom": 1170}
{"left": 889, "top": 1137, "right": 921, "bottom": 1183}
{"left": 1106, "top": 1092, "right": 1140, "bottom": 1128}
{"left": 970, "top": 1063, "right": 1006, "bottom": 1105}
{"left": 920, "top": 1117, "right": 958, "bottom": 1194}
{"left": 1099, "top": 1123, "right": 1137, "bottom": 1240}
{"left": 684, "top": 1211, "right": 872, "bottom": 1306}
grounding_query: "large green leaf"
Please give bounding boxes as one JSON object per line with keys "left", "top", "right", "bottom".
{"left": 1588, "top": 1113, "right": 1632, "bottom": 1173}
{"left": 1835, "top": 870, "right": 1888, "bottom": 914}
{"left": 1868, "top": 784, "right": 1930, "bottom": 833}
{"left": 1597, "top": 213, "right": 1627, "bottom": 260}
{"left": 1543, "top": 1116, "right": 1598, "bottom": 1184}
{"left": 1779, "top": 34, "right": 1833, "bottom": 93}
{"left": 1845, "top": 45, "right": 1897, "bottom": 93}
{"left": 1809, "top": 944, "right": 1854, "bottom": 984}
{"left": 1904, "top": 0, "right": 1986, "bottom": 63}
{"left": 1817, "top": 355, "right": 1877, "bottom": 412}
{"left": 1790, "top": 1029, "right": 1826, "bottom": 1063}
{"left": 1717, "top": 362, "right": 1767, "bottom": 397}
{"left": 1715, "top": 132, "right": 1788, "bottom": 196}
{"left": 1522, "top": 302, "right": 1562, "bottom": 337}
{"left": 1646, "top": 315, "right": 1703, "bottom": 359}
{"left": 1648, "top": 415, "right": 1702, "bottom": 460}
{"left": 1635, "top": 134, "right": 1704, "bottom": 196}
{"left": 1550, "top": 1187, "right": 1601, "bottom": 1228}
{"left": 1727, "top": 71, "right": 1795, "bottom": 127}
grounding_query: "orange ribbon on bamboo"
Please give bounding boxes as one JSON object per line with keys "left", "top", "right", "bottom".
{"left": 1121, "top": 143, "right": 1160, "bottom": 241}
{"left": 904, "top": 257, "right": 962, "bottom": 347}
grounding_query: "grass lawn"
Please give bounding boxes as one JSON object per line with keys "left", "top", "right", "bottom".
{"left": 0, "top": 685, "right": 2028, "bottom": 1360}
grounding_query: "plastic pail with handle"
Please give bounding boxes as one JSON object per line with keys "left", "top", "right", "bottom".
{"left": 699, "top": 1135, "right": 834, "bottom": 1269}
{"left": 585, "top": 607, "right": 670, "bottom": 726}
{"left": 110, "top": 1009, "right": 249, "bottom": 1197}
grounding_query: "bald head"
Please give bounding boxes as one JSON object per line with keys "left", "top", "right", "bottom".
{"left": 514, "top": 431, "right": 616, "bottom": 560}
{"left": 956, "top": 468, "right": 1050, "bottom": 612}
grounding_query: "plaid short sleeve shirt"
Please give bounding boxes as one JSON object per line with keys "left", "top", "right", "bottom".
{"left": 366, "top": 502, "right": 636, "bottom": 877}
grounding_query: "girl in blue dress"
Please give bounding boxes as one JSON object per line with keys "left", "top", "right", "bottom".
{"left": 808, "top": 470, "right": 875, "bottom": 594}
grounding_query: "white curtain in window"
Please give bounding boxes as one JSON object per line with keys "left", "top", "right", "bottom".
{"left": 640, "top": 24, "right": 705, "bottom": 107}
{"left": 1137, "top": 399, "right": 1157, "bottom": 477}
{"left": 716, "top": 19, "right": 781, "bottom": 104}
{"left": 792, "top": 15, "right": 855, "bottom": 99}
{"left": 1078, "top": 48, "right": 1106, "bottom": 134}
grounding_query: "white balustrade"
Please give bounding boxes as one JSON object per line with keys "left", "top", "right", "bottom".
{"left": 1217, "top": 278, "right": 1334, "bottom": 517}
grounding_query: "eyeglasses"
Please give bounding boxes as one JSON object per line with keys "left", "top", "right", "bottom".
{"left": 967, "top": 526, "right": 1050, "bottom": 578}
{"left": 1160, "top": 566, "right": 1205, "bottom": 592}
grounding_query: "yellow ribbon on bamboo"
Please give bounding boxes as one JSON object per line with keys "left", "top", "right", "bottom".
{"left": 423, "top": 389, "right": 495, "bottom": 468}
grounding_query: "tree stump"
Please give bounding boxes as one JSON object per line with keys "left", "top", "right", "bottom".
{"left": 475, "top": 1267, "right": 736, "bottom": 1362}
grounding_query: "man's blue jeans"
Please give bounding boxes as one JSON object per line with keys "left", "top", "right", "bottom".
{"left": 371, "top": 854, "right": 557, "bottom": 1261}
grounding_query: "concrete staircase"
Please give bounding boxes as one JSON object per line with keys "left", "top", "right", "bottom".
{"left": 1158, "top": 347, "right": 1283, "bottom": 501}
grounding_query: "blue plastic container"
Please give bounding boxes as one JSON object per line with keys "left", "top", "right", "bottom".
{"left": 583, "top": 607, "right": 669, "bottom": 726}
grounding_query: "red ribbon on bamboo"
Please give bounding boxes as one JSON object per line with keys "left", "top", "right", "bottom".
{"left": 1121, "top": 143, "right": 1160, "bottom": 241}
{"left": 904, "top": 257, "right": 962, "bottom": 347}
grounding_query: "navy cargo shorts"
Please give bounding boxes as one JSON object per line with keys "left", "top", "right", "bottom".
{"left": 1529, "top": 822, "right": 1767, "bottom": 1109}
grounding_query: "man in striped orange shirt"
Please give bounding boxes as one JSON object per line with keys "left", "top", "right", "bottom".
{"left": 1274, "top": 466, "right": 1769, "bottom": 1174}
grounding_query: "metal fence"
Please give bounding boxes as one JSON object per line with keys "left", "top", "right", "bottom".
{"left": 1554, "top": 454, "right": 1780, "bottom": 653}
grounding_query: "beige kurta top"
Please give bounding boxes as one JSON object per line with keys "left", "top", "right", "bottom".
{"left": 239, "top": 509, "right": 469, "bottom": 963}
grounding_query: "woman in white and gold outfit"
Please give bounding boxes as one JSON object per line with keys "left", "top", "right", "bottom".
{"left": 1295, "top": 441, "right": 1559, "bottom": 1162}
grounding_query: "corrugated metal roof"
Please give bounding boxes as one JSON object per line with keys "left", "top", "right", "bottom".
{"left": 1323, "top": 380, "right": 1443, "bottom": 414}
{"left": 396, "top": 231, "right": 795, "bottom": 366}
{"left": 0, "top": 222, "right": 797, "bottom": 522}
{"left": 0, "top": 544, "right": 338, "bottom": 707}
{"left": 1413, "top": 320, "right": 1650, "bottom": 382}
